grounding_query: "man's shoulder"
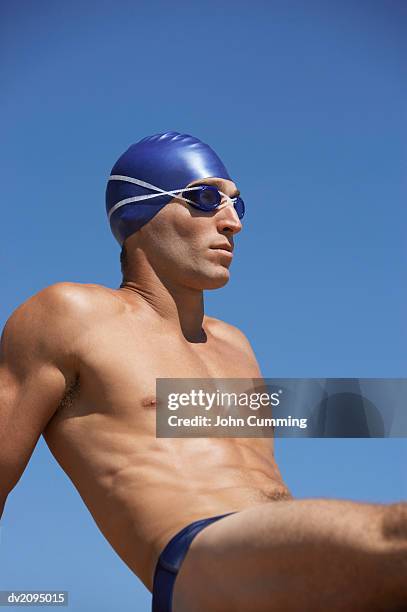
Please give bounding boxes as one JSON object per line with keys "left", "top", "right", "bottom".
{"left": 205, "top": 316, "right": 262, "bottom": 376}
{"left": 40, "top": 281, "right": 95, "bottom": 298}
{"left": 24, "top": 281, "right": 117, "bottom": 318}
{"left": 37, "top": 280, "right": 110, "bottom": 302}
{"left": 3, "top": 282, "right": 118, "bottom": 348}
{"left": 2, "top": 282, "right": 121, "bottom": 377}
{"left": 204, "top": 316, "right": 250, "bottom": 347}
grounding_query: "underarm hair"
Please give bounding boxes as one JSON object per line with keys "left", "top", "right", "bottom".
{"left": 57, "top": 374, "right": 80, "bottom": 416}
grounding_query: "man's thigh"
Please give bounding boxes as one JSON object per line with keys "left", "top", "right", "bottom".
{"left": 172, "top": 499, "right": 387, "bottom": 612}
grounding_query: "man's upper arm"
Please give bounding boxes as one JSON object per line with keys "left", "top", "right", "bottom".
{"left": 0, "top": 284, "right": 79, "bottom": 504}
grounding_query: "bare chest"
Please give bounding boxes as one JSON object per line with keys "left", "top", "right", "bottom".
{"left": 56, "top": 319, "right": 253, "bottom": 420}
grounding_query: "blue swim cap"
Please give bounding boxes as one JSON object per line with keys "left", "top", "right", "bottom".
{"left": 105, "top": 131, "right": 231, "bottom": 245}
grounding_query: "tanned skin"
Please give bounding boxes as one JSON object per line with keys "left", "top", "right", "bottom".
{"left": 0, "top": 177, "right": 406, "bottom": 611}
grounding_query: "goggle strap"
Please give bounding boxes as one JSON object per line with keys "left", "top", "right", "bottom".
{"left": 108, "top": 175, "right": 237, "bottom": 220}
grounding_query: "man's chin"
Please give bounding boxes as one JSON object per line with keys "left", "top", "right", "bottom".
{"left": 183, "top": 269, "right": 230, "bottom": 291}
{"left": 203, "top": 269, "right": 230, "bottom": 290}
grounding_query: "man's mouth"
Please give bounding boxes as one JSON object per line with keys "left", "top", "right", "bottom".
{"left": 210, "top": 243, "right": 233, "bottom": 254}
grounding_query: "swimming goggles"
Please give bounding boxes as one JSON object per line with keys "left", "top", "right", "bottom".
{"left": 108, "top": 176, "right": 245, "bottom": 220}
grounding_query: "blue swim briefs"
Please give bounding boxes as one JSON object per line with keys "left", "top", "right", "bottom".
{"left": 152, "top": 513, "right": 234, "bottom": 612}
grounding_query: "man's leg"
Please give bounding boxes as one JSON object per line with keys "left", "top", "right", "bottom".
{"left": 172, "top": 499, "right": 407, "bottom": 612}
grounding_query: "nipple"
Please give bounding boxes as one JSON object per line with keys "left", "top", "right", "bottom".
{"left": 141, "top": 395, "right": 157, "bottom": 409}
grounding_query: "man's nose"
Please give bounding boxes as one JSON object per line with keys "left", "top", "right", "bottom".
{"left": 216, "top": 204, "right": 242, "bottom": 235}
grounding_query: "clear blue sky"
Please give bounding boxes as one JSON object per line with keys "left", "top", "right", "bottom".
{"left": 1, "top": 1, "right": 406, "bottom": 610}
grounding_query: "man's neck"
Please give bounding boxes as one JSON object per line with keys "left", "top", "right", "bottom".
{"left": 119, "top": 273, "right": 206, "bottom": 343}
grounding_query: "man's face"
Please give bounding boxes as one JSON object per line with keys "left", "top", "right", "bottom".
{"left": 128, "top": 177, "right": 243, "bottom": 290}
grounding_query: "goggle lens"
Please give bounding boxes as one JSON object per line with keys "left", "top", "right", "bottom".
{"left": 183, "top": 185, "right": 245, "bottom": 220}
{"left": 233, "top": 196, "right": 245, "bottom": 220}
{"left": 186, "top": 185, "right": 220, "bottom": 210}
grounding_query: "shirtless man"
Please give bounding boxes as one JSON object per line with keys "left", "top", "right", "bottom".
{"left": 0, "top": 132, "right": 406, "bottom": 611}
